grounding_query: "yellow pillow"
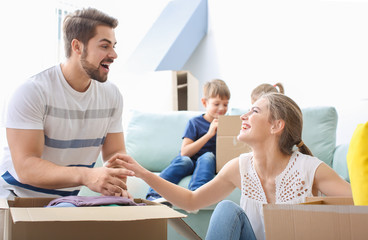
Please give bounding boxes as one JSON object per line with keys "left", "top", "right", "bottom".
{"left": 347, "top": 122, "right": 368, "bottom": 205}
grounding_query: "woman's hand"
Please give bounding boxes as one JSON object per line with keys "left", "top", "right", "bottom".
{"left": 105, "top": 153, "right": 148, "bottom": 179}
{"left": 102, "top": 153, "right": 139, "bottom": 200}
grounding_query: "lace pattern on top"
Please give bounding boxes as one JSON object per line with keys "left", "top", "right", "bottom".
{"left": 276, "top": 153, "right": 309, "bottom": 202}
{"left": 241, "top": 152, "right": 311, "bottom": 203}
{"left": 242, "top": 174, "right": 267, "bottom": 202}
{"left": 242, "top": 157, "right": 267, "bottom": 203}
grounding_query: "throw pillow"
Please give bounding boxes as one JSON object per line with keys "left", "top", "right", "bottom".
{"left": 347, "top": 121, "right": 368, "bottom": 205}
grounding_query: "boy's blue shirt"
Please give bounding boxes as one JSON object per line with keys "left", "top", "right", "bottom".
{"left": 180, "top": 114, "right": 217, "bottom": 161}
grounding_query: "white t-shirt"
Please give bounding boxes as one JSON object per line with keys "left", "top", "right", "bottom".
{"left": 239, "top": 151, "right": 322, "bottom": 240}
{"left": 0, "top": 65, "right": 123, "bottom": 198}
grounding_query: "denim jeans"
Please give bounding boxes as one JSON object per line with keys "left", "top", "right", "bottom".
{"left": 206, "top": 200, "right": 257, "bottom": 240}
{"left": 147, "top": 152, "right": 216, "bottom": 199}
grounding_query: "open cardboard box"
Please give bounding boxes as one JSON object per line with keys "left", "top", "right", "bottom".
{"left": 0, "top": 199, "right": 8, "bottom": 240}
{"left": 263, "top": 196, "right": 368, "bottom": 240}
{"left": 0, "top": 197, "right": 201, "bottom": 240}
{"left": 216, "top": 115, "right": 251, "bottom": 173}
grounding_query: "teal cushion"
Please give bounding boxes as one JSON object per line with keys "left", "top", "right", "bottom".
{"left": 302, "top": 106, "right": 337, "bottom": 166}
{"left": 333, "top": 144, "right": 350, "bottom": 182}
{"left": 125, "top": 109, "right": 202, "bottom": 172}
{"left": 228, "top": 107, "right": 249, "bottom": 116}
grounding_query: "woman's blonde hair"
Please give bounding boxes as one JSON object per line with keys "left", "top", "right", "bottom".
{"left": 261, "top": 92, "right": 313, "bottom": 156}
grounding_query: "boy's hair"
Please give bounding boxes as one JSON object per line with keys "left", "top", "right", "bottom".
{"left": 63, "top": 8, "right": 118, "bottom": 58}
{"left": 251, "top": 82, "right": 284, "bottom": 103}
{"left": 203, "top": 79, "right": 231, "bottom": 100}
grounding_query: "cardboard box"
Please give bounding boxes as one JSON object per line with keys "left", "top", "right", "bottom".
{"left": 1, "top": 197, "right": 201, "bottom": 240}
{"left": 216, "top": 115, "right": 251, "bottom": 172}
{"left": 0, "top": 198, "right": 8, "bottom": 240}
{"left": 263, "top": 197, "right": 368, "bottom": 240}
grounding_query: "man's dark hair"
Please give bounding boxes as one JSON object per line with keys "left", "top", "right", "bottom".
{"left": 63, "top": 8, "right": 118, "bottom": 58}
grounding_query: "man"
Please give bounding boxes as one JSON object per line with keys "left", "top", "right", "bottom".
{"left": 0, "top": 8, "right": 133, "bottom": 199}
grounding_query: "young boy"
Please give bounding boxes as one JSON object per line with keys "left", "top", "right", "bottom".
{"left": 146, "top": 79, "right": 231, "bottom": 206}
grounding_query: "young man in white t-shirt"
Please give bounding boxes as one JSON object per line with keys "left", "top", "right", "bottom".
{"left": 0, "top": 8, "right": 134, "bottom": 199}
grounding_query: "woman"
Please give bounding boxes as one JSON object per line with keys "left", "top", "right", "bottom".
{"left": 108, "top": 93, "right": 351, "bottom": 240}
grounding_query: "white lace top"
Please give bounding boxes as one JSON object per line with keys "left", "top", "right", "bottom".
{"left": 239, "top": 151, "right": 322, "bottom": 240}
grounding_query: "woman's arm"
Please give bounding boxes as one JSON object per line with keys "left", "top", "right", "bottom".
{"left": 107, "top": 155, "right": 241, "bottom": 211}
{"left": 313, "top": 162, "right": 352, "bottom": 196}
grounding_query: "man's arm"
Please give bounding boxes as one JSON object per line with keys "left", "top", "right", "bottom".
{"left": 102, "top": 132, "right": 134, "bottom": 199}
{"left": 7, "top": 128, "right": 133, "bottom": 195}
{"left": 101, "top": 132, "right": 126, "bottom": 162}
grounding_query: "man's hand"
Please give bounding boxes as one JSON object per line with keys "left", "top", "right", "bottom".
{"left": 114, "top": 188, "right": 134, "bottom": 200}
{"left": 83, "top": 167, "right": 134, "bottom": 196}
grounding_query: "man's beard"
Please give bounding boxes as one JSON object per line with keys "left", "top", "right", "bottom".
{"left": 80, "top": 49, "right": 108, "bottom": 83}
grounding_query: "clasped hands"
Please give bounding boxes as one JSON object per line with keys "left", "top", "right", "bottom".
{"left": 95, "top": 153, "right": 141, "bottom": 200}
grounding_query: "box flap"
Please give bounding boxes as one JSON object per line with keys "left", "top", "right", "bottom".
{"left": 305, "top": 196, "right": 354, "bottom": 205}
{"left": 0, "top": 199, "right": 9, "bottom": 240}
{"left": 12, "top": 197, "right": 54, "bottom": 207}
{"left": 0, "top": 198, "right": 9, "bottom": 209}
{"left": 168, "top": 218, "right": 202, "bottom": 240}
{"left": 264, "top": 203, "right": 368, "bottom": 214}
{"left": 10, "top": 204, "right": 186, "bottom": 223}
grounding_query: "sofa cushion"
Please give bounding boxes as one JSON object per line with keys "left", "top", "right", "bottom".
{"left": 333, "top": 144, "right": 350, "bottom": 182}
{"left": 228, "top": 107, "right": 248, "bottom": 116}
{"left": 125, "top": 109, "right": 202, "bottom": 172}
{"left": 301, "top": 106, "right": 337, "bottom": 166}
{"left": 347, "top": 122, "right": 368, "bottom": 205}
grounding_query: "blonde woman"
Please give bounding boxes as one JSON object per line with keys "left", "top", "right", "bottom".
{"left": 108, "top": 93, "right": 351, "bottom": 240}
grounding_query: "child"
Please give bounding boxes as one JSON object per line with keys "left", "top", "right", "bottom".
{"left": 109, "top": 92, "right": 351, "bottom": 240}
{"left": 146, "top": 79, "right": 230, "bottom": 205}
{"left": 251, "top": 82, "right": 284, "bottom": 104}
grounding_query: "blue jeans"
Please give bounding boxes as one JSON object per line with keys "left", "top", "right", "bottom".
{"left": 206, "top": 200, "right": 256, "bottom": 240}
{"left": 147, "top": 152, "right": 216, "bottom": 199}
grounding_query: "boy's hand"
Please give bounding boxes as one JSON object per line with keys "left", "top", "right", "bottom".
{"left": 207, "top": 119, "right": 219, "bottom": 137}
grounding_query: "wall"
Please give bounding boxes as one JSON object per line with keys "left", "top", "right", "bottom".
{"left": 73, "top": 0, "right": 175, "bottom": 121}
{"left": 183, "top": 0, "right": 368, "bottom": 145}
{"left": 0, "top": 0, "right": 58, "bottom": 153}
{"left": 0, "top": 0, "right": 173, "bottom": 149}
{"left": 1, "top": 0, "right": 367, "bottom": 148}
